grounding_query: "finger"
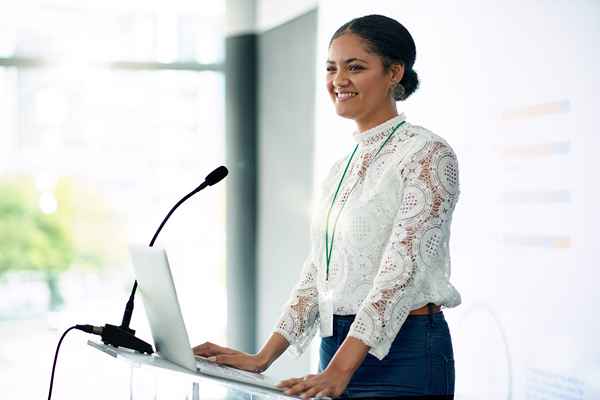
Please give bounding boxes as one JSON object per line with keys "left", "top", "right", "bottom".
{"left": 193, "top": 342, "right": 218, "bottom": 356}
{"left": 300, "top": 385, "right": 323, "bottom": 399}
{"left": 277, "top": 380, "right": 298, "bottom": 390}
{"left": 213, "top": 354, "right": 252, "bottom": 372}
{"left": 213, "top": 354, "right": 237, "bottom": 366}
{"left": 285, "top": 381, "right": 309, "bottom": 396}
{"left": 192, "top": 342, "right": 208, "bottom": 352}
{"left": 277, "top": 377, "right": 303, "bottom": 388}
{"left": 212, "top": 344, "right": 239, "bottom": 355}
{"left": 194, "top": 343, "right": 238, "bottom": 357}
{"left": 316, "top": 389, "right": 332, "bottom": 399}
{"left": 193, "top": 348, "right": 210, "bottom": 356}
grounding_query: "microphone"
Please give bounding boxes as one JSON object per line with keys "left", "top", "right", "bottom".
{"left": 205, "top": 165, "right": 228, "bottom": 186}
{"left": 100, "top": 166, "right": 229, "bottom": 354}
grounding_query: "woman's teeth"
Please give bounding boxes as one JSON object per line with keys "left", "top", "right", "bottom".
{"left": 336, "top": 92, "right": 357, "bottom": 102}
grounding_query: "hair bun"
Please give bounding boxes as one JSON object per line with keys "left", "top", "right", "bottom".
{"left": 396, "top": 69, "right": 419, "bottom": 101}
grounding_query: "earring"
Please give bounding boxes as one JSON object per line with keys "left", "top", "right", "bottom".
{"left": 394, "top": 83, "right": 406, "bottom": 100}
{"left": 390, "top": 80, "right": 398, "bottom": 96}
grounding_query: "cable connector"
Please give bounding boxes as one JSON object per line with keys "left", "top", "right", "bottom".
{"left": 74, "top": 324, "right": 103, "bottom": 335}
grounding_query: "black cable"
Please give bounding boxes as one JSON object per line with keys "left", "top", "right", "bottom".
{"left": 48, "top": 324, "right": 100, "bottom": 400}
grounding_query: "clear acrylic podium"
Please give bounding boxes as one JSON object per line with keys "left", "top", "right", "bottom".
{"left": 87, "top": 340, "right": 300, "bottom": 400}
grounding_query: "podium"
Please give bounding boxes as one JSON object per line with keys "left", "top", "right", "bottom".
{"left": 88, "top": 340, "right": 300, "bottom": 399}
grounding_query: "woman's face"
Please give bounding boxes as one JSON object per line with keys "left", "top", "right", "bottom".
{"left": 326, "top": 33, "right": 401, "bottom": 124}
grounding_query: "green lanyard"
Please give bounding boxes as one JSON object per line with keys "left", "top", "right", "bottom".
{"left": 324, "top": 120, "right": 405, "bottom": 281}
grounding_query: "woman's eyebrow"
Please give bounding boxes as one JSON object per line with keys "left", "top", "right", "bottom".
{"left": 326, "top": 58, "right": 368, "bottom": 65}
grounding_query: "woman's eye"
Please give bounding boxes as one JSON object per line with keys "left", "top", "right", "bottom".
{"left": 348, "top": 65, "right": 363, "bottom": 71}
{"left": 326, "top": 67, "right": 336, "bottom": 72}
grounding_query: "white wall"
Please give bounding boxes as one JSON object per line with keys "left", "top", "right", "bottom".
{"left": 226, "top": 0, "right": 318, "bottom": 35}
{"left": 257, "top": 0, "right": 317, "bottom": 32}
{"left": 315, "top": 1, "right": 600, "bottom": 399}
{"left": 225, "top": 0, "right": 256, "bottom": 36}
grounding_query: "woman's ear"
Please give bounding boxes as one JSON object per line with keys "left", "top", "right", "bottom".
{"left": 391, "top": 63, "right": 405, "bottom": 84}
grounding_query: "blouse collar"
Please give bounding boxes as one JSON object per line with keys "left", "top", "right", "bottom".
{"left": 352, "top": 113, "right": 407, "bottom": 147}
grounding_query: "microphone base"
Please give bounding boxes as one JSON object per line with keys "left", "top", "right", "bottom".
{"left": 101, "top": 324, "right": 154, "bottom": 355}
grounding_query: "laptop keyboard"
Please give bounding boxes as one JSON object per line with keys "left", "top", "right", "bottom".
{"left": 194, "top": 356, "right": 280, "bottom": 390}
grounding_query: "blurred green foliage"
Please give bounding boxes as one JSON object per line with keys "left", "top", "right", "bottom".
{"left": 0, "top": 175, "right": 126, "bottom": 309}
{"left": 0, "top": 178, "right": 73, "bottom": 276}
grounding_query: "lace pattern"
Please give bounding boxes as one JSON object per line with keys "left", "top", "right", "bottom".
{"left": 347, "top": 139, "right": 460, "bottom": 360}
{"left": 274, "top": 113, "right": 461, "bottom": 360}
{"left": 274, "top": 258, "right": 320, "bottom": 356}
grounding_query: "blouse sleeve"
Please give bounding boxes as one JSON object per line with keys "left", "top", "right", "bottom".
{"left": 347, "top": 140, "right": 460, "bottom": 360}
{"left": 273, "top": 251, "right": 320, "bottom": 357}
{"left": 273, "top": 159, "right": 345, "bottom": 357}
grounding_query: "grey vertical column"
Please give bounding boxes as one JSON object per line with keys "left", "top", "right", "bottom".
{"left": 225, "top": 32, "right": 258, "bottom": 353}
{"left": 255, "top": 9, "right": 318, "bottom": 376}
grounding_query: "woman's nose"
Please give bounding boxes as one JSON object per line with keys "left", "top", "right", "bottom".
{"left": 332, "top": 70, "right": 349, "bottom": 87}
{"left": 333, "top": 75, "right": 349, "bottom": 87}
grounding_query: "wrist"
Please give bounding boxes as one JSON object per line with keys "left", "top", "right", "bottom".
{"left": 254, "top": 351, "right": 271, "bottom": 372}
{"left": 326, "top": 357, "right": 358, "bottom": 376}
{"left": 254, "top": 331, "right": 290, "bottom": 372}
{"left": 325, "top": 336, "right": 369, "bottom": 376}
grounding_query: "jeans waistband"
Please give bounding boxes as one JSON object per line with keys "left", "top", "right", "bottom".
{"left": 333, "top": 314, "right": 357, "bottom": 321}
{"left": 333, "top": 310, "right": 445, "bottom": 330}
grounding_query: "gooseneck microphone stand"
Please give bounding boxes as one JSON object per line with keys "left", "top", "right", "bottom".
{"left": 100, "top": 166, "right": 229, "bottom": 354}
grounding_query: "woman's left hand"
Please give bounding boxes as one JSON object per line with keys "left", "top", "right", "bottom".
{"left": 276, "top": 365, "right": 353, "bottom": 399}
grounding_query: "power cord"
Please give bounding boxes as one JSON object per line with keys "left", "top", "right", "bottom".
{"left": 48, "top": 324, "right": 103, "bottom": 400}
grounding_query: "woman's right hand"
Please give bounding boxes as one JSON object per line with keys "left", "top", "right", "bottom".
{"left": 193, "top": 341, "right": 268, "bottom": 373}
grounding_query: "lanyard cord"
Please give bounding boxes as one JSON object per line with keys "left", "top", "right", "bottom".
{"left": 324, "top": 120, "right": 405, "bottom": 281}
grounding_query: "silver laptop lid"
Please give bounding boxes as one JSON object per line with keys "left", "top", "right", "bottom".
{"left": 128, "top": 244, "right": 197, "bottom": 371}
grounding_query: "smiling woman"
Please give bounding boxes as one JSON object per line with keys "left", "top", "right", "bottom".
{"left": 276, "top": 15, "right": 458, "bottom": 399}
{"left": 194, "top": 14, "right": 460, "bottom": 399}
{"left": 325, "top": 35, "right": 404, "bottom": 132}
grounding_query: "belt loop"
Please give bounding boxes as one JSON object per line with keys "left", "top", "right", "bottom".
{"left": 427, "top": 303, "right": 434, "bottom": 327}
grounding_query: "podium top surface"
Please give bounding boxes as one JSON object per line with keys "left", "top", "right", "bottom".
{"left": 87, "top": 341, "right": 310, "bottom": 399}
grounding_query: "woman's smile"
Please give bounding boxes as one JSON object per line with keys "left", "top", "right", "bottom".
{"left": 335, "top": 91, "right": 359, "bottom": 102}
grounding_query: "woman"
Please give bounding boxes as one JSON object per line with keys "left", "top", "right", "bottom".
{"left": 194, "top": 14, "right": 461, "bottom": 399}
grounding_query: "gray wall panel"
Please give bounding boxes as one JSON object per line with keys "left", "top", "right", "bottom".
{"left": 256, "top": 9, "right": 318, "bottom": 379}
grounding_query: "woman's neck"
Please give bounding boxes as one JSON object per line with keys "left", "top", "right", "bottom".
{"left": 355, "top": 105, "right": 399, "bottom": 133}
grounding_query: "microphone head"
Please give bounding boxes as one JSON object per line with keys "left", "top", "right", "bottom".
{"left": 205, "top": 166, "right": 228, "bottom": 186}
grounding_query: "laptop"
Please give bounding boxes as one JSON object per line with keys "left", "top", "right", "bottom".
{"left": 128, "top": 244, "right": 281, "bottom": 391}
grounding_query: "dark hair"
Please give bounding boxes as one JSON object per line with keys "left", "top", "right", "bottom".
{"left": 329, "top": 15, "right": 420, "bottom": 101}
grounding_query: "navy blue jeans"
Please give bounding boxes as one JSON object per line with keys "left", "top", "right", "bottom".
{"left": 319, "top": 311, "right": 455, "bottom": 399}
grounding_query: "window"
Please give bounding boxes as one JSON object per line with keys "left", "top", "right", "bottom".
{"left": 0, "top": 2, "right": 226, "bottom": 398}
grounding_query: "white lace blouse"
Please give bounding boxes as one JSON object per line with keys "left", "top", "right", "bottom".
{"left": 274, "top": 113, "right": 461, "bottom": 360}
